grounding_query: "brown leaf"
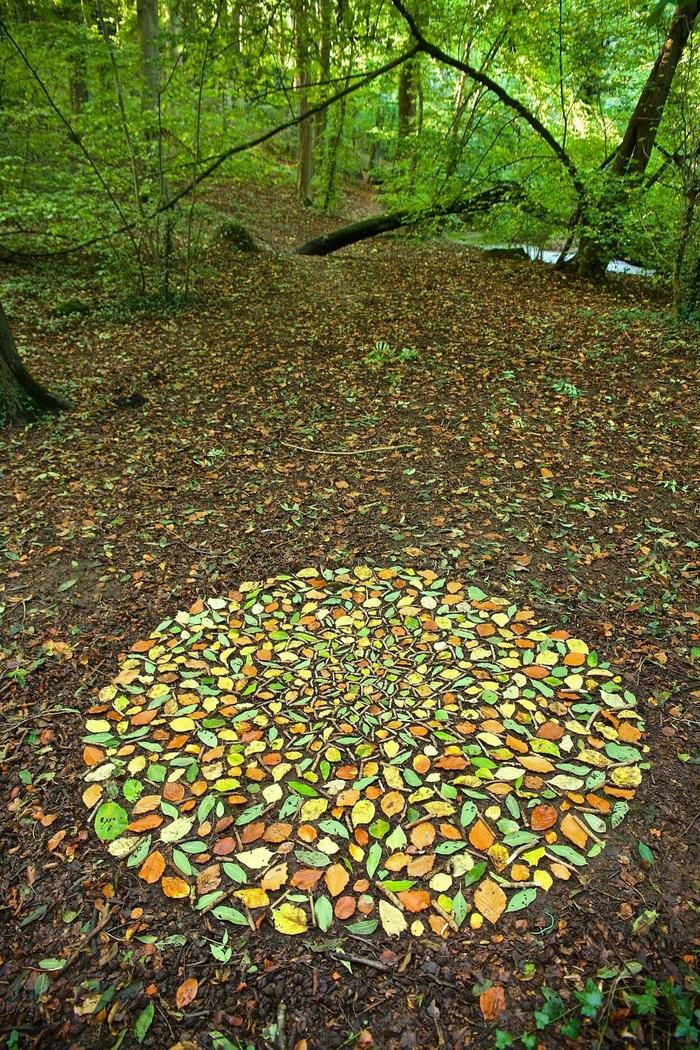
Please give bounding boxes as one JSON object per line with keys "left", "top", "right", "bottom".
{"left": 479, "top": 984, "right": 506, "bottom": 1021}
{"left": 175, "top": 977, "right": 199, "bottom": 1010}
{"left": 473, "top": 879, "right": 507, "bottom": 924}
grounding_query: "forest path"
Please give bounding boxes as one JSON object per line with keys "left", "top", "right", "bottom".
{"left": 0, "top": 212, "right": 698, "bottom": 1047}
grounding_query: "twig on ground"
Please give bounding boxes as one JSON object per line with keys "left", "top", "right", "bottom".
{"left": 278, "top": 441, "right": 414, "bottom": 456}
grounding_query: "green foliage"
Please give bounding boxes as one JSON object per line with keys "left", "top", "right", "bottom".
{"left": 0, "top": 0, "right": 698, "bottom": 293}
{"left": 493, "top": 962, "right": 700, "bottom": 1048}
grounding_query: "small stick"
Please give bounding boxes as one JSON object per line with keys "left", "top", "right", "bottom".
{"left": 278, "top": 441, "right": 414, "bottom": 456}
{"left": 332, "top": 951, "right": 392, "bottom": 972}
{"left": 61, "top": 909, "right": 114, "bottom": 973}
{"left": 277, "top": 1002, "right": 287, "bottom": 1050}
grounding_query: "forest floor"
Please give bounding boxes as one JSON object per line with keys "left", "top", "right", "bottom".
{"left": 1, "top": 182, "right": 699, "bottom": 1050}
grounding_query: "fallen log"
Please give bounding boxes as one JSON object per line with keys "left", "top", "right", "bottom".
{"left": 292, "top": 183, "right": 523, "bottom": 256}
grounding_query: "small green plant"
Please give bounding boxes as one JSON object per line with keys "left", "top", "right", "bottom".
{"left": 363, "top": 340, "right": 419, "bottom": 367}
{"left": 547, "top": 376, "right": 582, "bottom": 398}
{"left": 493, "top": 963, "right": 700, "bottom": 1048}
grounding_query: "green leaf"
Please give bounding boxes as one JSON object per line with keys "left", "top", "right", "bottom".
{"left": 94, "top": 801, "right": 129, "bottom": 842}
{"left": 638, "top": 841, "right": 654, "bottom": 865}
{"left": 212, "top": 905, "right": 249, "bottom": 925}
{"left": 366, "top": 842, "right": 382, "bottom": 878}
{"left": 315, "top": 895, "right": 333, "bottom": 932}
{"left": 575, "top": 978, "right": 604, "bottom": 1018}
{"left": 463, "top": 861, "right": 487, "bottom": 886}
{"left": 345, "top": 918, "right": 379, "bottom": 935}
{"left": 506, "top": 888, "right": 537, "bottom": 912}
{"left": 134, "top": 1002, "right": 154, "bottom": 1044}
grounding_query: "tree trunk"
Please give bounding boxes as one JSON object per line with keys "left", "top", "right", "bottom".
{"left": 137, "top": 0, "right": 160, "bottom": 112}
{"left": 136, "top": 0, "right": 160, "bottom": 112}
{"left": 0, "top": 301, "right": 70, "bottom": 424}
{"left": 397, "top": 58, "right": 418, "bottom": 137}
{"left": 315, "top": 0, "right": 332, "bottom": 143}
{"left": 58, "top": 0, "right": 89, "bottom": 114}
{"left": 293, "top": 183, "right": 522, "bottom": 255}
{"left": 673, "top": 182, "right": 699, "bottom": 316}
{"left": 575, "top": 1, "right": 699, "bottom": 277}
{"left": 294, "top": 0, "right": 314, "bottom": 203}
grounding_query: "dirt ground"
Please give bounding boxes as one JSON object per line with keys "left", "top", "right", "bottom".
{"left": 1, "top": 184, "right": 699, "bottom": 1048}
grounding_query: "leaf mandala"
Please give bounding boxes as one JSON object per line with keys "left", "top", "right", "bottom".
{"left": 82, "top": 566, "right": 646, "bottom": 938}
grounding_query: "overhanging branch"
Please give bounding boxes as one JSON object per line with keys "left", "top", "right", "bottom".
{"left": 389, "top": 0, "right": 585, "bottom": 201}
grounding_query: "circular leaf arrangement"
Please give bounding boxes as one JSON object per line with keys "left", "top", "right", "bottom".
{"left": 82, "top": 567, "right": 646, "bottom": 938}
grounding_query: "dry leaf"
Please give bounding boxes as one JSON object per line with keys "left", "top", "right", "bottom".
{"left": 175, "top": 977, "right": 199, "bottom": 1009}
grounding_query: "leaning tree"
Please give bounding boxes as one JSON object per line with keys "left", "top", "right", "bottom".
{"left": 0, "top": 300, "right": 70, "bottom": 424}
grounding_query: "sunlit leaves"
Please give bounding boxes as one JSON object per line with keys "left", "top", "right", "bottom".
{"left": 82, "top": 566, "right": 645, "bottom": 938}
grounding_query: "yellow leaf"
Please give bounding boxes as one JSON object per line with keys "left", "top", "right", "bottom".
{"left": 271, "top": 902, "right": 308, "bottom": 935}
{"left": 610, "top": 766, "right": 642, "bottom": 788}
{"left": 301, "top": 798, "right": 328, "bottom": 822}
{"left": 351, "top": 799, "right": 375, "bottom": 826}
{"left": 234, "top": 887, "right": 269, "bottom": 908}
{"left": 533, "top": 869, "right": 553, "bottom": 891}
{"left": 379, "top": 899, "right": 408, "bottom": 937}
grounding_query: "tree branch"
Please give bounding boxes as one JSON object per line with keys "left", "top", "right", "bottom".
{"left": 389, "top": 0, "right": 585, "bottom": 200}
{"left": 0, "top": 46, "right": 421, "bottom": 259}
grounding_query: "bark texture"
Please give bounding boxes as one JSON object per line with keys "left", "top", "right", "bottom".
{"left": 0, "top": 301, "right": 70, "bottom": 424}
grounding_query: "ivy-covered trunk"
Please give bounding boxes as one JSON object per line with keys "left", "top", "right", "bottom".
{"left": 575, "top": 1, "right": 699, "bottom": 278}
{"left": 0, "top": 301, "right": 70, "bottom": 424}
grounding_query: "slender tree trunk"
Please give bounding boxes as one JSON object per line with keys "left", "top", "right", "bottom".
{"left": 137, "top": 0, "right": 160, "bottom": 112}
{"left": 59, "top": 0, "right": 89, "bottom": 114}
{"left": 0, "top": 301, "right": 70, "bottom": 424}
{"left": 397, "top": 58, "right": 418, "bottom": 137}
{"left": 315, "top": 0, "right": 332, "bottom": 143}
{"left": 673, "top": 183, "right": 699, "bottom": 316}
{"left": 575, "top": 1, "right": 699, "bottom": 277}
{"left": 294, "top": 0, "right": 314, "bottom": 203}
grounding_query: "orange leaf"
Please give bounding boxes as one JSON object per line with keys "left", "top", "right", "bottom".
{"left": 468, "top": 818, "right": 495, "bottom": 851}
{"left": 263, "top": 822, "right": 293, "bottom": 843}
{"left": 473, "top": 879, "right": 507, "bottom": 924}
{"left": 324, "top": 863, "right": 350, "bottom": 898}
{"left": 410, "top": 823, "right": 436, "bottom": 849}
{"left": 530, "top": 804, "right": 558, "bottom": 831}
{"left": 479, "top": 984, "right": 506, "bottom": 1021}
{"left": 397, "top": 890, "right": 431, "bottom": 913}
{"left": 291, "top": 868, "right": 322, "bottom": 890}
{"left": 334, "top": 895, "right": 356, "bottom": 920}
{"left": 162, "top": 876, "right": 190, "bottom": 899}
{"left": 139, "top": 850, "right": 166, "bottom": 884}
{"left": 380, "top": 791, "right": 405, "bottom": 817}
{"left": 83, "top": 745, "right": 105, "bottom": 767}
{"left": 175, "top": 976, "right": 199, "bottom": 1009}
{"left": 131, "top": 638, "right": 154, "bottom": 653}
{"left": 128, "top": 813, "right": 164, "bottom": 832}
{"left": 560, "top": 813, "right": 589, "bottom": 848}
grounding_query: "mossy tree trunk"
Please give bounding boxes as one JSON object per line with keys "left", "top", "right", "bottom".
{"left": 574, "top": 1, "right": 699, "bottom": 277}
{"left": 0, "top": 301, "right": 70, "bottom": 424}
